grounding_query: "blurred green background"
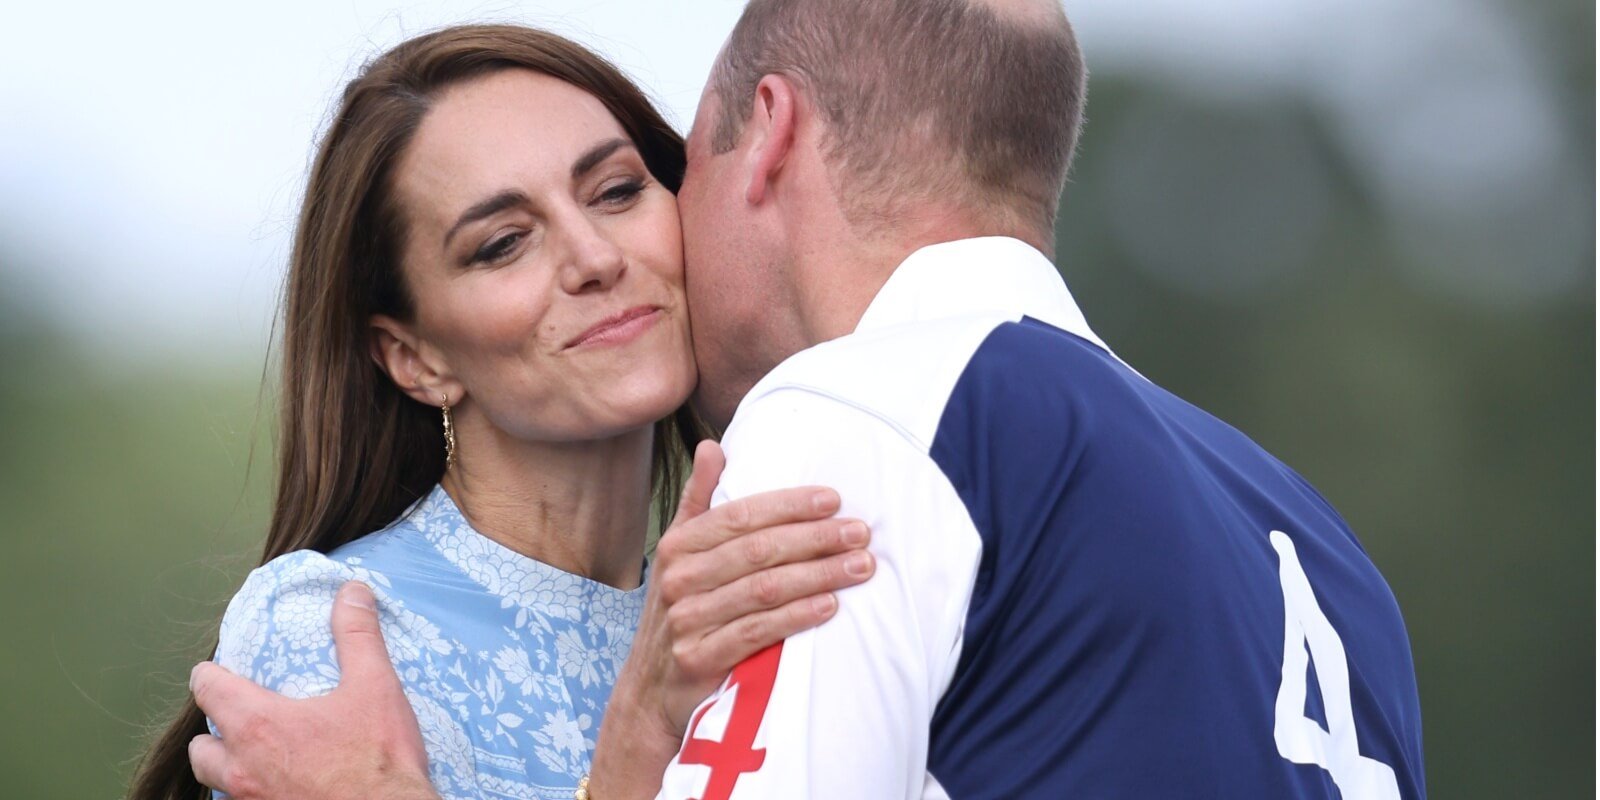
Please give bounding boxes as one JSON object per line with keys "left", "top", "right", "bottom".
{"left": 0, "top": 0, "right": 1592, "bottom": 797}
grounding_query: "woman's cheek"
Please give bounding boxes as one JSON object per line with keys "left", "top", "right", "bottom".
{"left": 641, "top": 191, "right": 685, "bottom": 280}
{"left": 464, "top": 272, "right": 555, "bottom": 353}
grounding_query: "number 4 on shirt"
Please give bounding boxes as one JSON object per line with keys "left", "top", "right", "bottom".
{"left": 679, "top": 642, "right": 784, "bottom": 800}
{"left": 679, "top": 536, "right": 1401, "bottom": 800}
{"left": 1271, "top": 530, "right": 1402, "bottom": 800}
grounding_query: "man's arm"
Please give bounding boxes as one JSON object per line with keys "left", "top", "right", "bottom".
{"left": 651, "top": 389, "right": 982, "bottom": 799}
{"left": 189, "top": 442, "right": 876, "bottom": 799}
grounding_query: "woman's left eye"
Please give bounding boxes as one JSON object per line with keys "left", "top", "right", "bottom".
{"left": 596, "top": 179, "right": 645, "bottom": 206}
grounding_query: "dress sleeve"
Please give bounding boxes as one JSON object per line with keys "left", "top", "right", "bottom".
{"left": 205, "top": 552, "right": 356, "bottom": 800}
{"left": 214, "top": 550, "right": 357, "bottom": 699}
{"left": 654, "top": 388, "right": 983, "bottom": 800}
{"left": 211, "top": 550, "right": 487, "bottom": 800}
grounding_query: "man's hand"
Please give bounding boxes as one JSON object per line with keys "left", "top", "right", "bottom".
{"left": 590, "top": 440, "right": 876, "bottom": 798}
{"left": 188, "top": 440, "right": 871, "bottom": 800}
{"left": 188, "top": 582, "right": 437, "bottom": 800}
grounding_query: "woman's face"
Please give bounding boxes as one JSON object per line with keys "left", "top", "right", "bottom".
{"left": 379, "top": 68, "right": 696, "bottom": 443}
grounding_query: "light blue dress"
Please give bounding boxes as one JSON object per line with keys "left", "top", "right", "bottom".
{"left": 211, "top": 484, "right": 646, "bottom": 800}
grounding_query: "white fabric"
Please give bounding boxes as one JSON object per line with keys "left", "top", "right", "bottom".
{"left": 655, "top": 236, "right": 1105, "bottom": 799}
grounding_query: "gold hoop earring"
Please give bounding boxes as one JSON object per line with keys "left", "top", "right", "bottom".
{"left": 440, "top": 392, "right": 457, "bottom": 470}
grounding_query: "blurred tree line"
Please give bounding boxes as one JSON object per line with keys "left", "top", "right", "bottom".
{"left": 0, "top": 291, "right": 275, "bottom": 797}
{"left": 0, "top": 2, "right": 1591, "bottom": 796}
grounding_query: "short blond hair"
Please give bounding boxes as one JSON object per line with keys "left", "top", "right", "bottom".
{"left": 710, "top": 0, "right": 1087, "bottom": 237}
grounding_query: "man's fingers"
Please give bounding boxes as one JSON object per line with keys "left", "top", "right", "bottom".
{"left": 330, "top": 582, "right": 400, "bottom": 689}
{"left": 678, "top": 518, "right": 870, "bottom": 597}
{"left": 188, "top": 733, "right": 232, "bottom": 793}
{"left": 667, "top": 549, "right": 874, "bottom": 638}
{"left": 667, "top": 485, "right": 842, "bottom": 554}
{"left": 672, "top": 440, "right": 726, "bottom": 526}
{"left": 190, "top": 661, "right": 274, "bottom": 732}
{"left": 690, "top": 594, "right": 847, "bottom": 676}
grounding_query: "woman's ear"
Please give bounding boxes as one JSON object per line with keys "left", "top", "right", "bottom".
{"left": 369, "top": 315, "right": 463, "bottom": 406}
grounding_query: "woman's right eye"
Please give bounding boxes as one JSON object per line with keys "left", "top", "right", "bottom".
{"left": 471, "top": 232, "right": 523, "bottom": 265}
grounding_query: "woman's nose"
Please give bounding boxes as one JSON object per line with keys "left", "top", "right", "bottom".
{"left": 559, "top": 217, "right": 627, "bottom": 295}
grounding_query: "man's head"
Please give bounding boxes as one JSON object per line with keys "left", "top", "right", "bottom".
{"left": 678, "top": 0, "right": 1087, "bottom": 426}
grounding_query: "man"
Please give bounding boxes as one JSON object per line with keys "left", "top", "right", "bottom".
{"left": 192, "top": 0, "right": 1427, "bottom": 797}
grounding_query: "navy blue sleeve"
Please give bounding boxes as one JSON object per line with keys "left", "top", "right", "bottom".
{"left": 925, "top": 318, "right": 1425, "bottom": 799}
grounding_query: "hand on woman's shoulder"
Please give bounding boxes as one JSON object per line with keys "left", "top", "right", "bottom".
{"left": 215, "top": 550, "right": 365, "bottom": 699}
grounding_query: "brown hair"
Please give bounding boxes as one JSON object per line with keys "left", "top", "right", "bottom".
{"left": 710, "top": 0, "right": 1087, "bottom": 239}
{"left": 129, "top": 24, "right": 703, "bottom": 799}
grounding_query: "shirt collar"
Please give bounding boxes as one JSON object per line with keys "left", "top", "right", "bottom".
{"left": 854, "top": 236, "right": 1113, "bottom": 355}
{"left": 406, "top": 484, "right": 648, "bottom": 620}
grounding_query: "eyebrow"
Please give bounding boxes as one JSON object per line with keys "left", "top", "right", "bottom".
{"left": 571, "top": 137, "right": 634, "bottom": 181}
{"left": 443, "top": 190, "right": 529, "bottom": 251}
{"left": 440, "top": 138, "right": 637, "bottom": 251}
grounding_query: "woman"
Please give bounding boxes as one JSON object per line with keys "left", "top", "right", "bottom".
{"left": 131, "top": 24, "right": 873, "bottom": 799}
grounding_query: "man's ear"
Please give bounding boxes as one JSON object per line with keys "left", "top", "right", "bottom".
{"left": 744, "top": 73, "right": 798, "bottom": 207}
{"left": 369, "top": 315, "right": 463, "bottom": 406}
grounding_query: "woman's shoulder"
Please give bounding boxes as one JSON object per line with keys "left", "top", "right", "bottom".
{"left": 237, "top": 548, "right": 359, "bottom": 596}
{"left": 215, "top": 540, "right": 460, "bottom": 694}
{"left": 214, "top": 550, "right": 363, "bottom": 696}
{"left": 218, "top": 501, "right": 437, "bottom": 648}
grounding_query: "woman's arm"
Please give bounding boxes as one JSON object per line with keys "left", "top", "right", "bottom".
{"left": 198, "top": 552, "right": 436, "bottom": 798}
{"left": 212, "top": 552, "right": 355, "bottom": 700}
{"left": 192, "top": 581, "right": 434, "bottom": 800}
{"left": 588, "top": 441, "right": 874, "bottom": 798}
{"left": 188, "top": 442, "right": 874, "bottom": 799}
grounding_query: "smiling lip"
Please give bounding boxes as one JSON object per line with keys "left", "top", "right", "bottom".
{"left": 565, "top": 305, "right": 663, "bottom": 349}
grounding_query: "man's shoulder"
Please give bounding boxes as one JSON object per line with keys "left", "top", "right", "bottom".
{"left": 730, "top": 314, "right": 1015, "bottom": 452}
{"left": 730, "top": 314, "right": 1137, "bottom": 451}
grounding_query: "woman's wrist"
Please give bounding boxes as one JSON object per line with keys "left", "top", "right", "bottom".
{"left": 379, "top": 773, "right": 444, "bottom": 800}
{"left": 589, "top": 678, "right": 686, "bottom": 800}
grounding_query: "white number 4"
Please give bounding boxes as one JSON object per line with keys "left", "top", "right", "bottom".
{"left": 1271, "top": 530, "right": 1402, "bottom": 800}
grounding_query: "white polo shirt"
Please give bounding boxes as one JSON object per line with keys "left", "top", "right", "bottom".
{"left": 655, "top": 236, "right": 1425, "bottom": 800}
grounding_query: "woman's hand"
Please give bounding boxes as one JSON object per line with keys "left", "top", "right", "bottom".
{"left": 591, "top": 440, "right": 875, "bottom": 798}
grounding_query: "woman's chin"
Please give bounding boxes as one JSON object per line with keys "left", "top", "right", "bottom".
{"left": 590, "top": 376, "right": 696, "bottom": 434}
{"left": 624, "top": 363, "right": 697, "bottom": 415}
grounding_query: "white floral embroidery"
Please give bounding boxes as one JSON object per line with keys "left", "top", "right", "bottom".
{"left": 272, "top": 578, "right": 339, "bottom": 651}
{"left": 215, "top": 568, "right": 274, "bottom": 672}
{"left": 556, "top": 627, "right": 604, "bottom": 689}
{"left": 210, "top": 485, "right": 646, "bottom": 800}
{"left": 493, "top": 646, "right": 541, "bottom": 696}
{"left": 543, "top": 708, "right": 590, "bottom": 759}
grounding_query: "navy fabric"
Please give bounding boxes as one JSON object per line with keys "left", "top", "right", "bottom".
{"left": 926, "top": 318, "right": 1425, "bottom": 798}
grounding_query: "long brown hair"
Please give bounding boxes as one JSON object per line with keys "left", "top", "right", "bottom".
{"left": 130, "top": 24, "right": 703, "bottom": 799}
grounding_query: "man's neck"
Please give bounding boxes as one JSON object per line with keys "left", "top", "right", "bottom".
{"left": 792, "top": 210, "right": 1048, "bottom": 345}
